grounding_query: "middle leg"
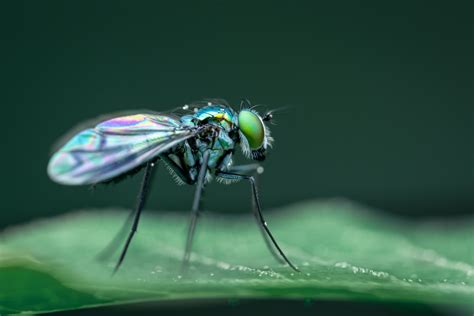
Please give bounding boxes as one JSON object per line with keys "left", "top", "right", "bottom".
{"left": 182, "top": 150, "right": 210, "bottom": 270}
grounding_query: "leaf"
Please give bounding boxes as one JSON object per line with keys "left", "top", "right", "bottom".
{"left": 0, "top": 199, "right": 473, "bottom": 314}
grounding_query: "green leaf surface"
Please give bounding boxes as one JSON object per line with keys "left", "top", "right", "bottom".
{"left": 0, "top": 200, "right": 473, "bottom": 314}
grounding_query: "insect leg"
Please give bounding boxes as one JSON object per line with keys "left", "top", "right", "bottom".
{"left": 182, "top": 150, "right": 210, "bottom": 270}
{"left": 228, "top": 163, "right": 263, "bottom": 174}
{"left": 112, "top": 160, "right": 157, "bottom": 274}
{"left": 225, "top": 164, "right": 285, "bottom": 264}
{"left": 216, "top": 171, "right": 299, "bottom": 272}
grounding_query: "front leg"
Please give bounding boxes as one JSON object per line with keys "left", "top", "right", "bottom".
{"left": 219, "top": 164, "right": 285, "bottom": 264}
{"left": 228, "top": 163, "right": 264, "bottom": 175}
{"left": 216, "top": 170, "right": 299, "bottom": 271}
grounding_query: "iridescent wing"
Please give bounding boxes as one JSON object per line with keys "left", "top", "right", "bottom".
{"left": 48, "top": 114, "right": 196, "bottom": 185}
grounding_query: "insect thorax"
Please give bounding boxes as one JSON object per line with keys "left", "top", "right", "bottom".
{"left": 162, "top": 105, "right": 239, "bottom": 185}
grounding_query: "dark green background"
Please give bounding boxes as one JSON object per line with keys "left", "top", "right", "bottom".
{"left": 2, "top": 1, "right": 472, "bottom": 227}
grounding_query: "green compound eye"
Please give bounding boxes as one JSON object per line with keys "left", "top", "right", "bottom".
{"left": 238, "top": 110, "right": 265, "bottom": 150}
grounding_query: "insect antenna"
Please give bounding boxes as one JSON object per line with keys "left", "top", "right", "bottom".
{"left": 262, "top": 106, "right": 291, "bottom": 125}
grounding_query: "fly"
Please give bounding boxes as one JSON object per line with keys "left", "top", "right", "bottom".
{"left": 47, "top": 99, "right": 299, "bottom": 273}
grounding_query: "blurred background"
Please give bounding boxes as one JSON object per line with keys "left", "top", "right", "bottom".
{"left": 2, "top": 1, "right": 472, "bottom": 227}
{"left": 1, "top": 1, "right": 472, "bottom": 314}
